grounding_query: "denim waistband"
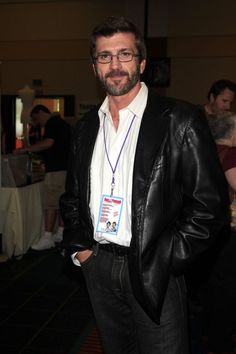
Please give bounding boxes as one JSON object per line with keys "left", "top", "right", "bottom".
{"left": 95, "top": 241, "right": 130, "bottom": 256}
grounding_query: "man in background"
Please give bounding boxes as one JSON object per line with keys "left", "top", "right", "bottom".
{"left": 27, "top": 105, "right": 71, "bottom": 251}
{"left": 204, "top": 79, "right": 236, "bottom": 114}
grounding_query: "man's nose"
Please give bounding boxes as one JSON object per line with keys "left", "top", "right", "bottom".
{"left": 109, "top": 55, "right": 122, "bottom": 68}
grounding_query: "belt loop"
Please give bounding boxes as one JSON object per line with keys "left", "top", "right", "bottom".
{"left": 92, "top": 242, "right": 99, "bottom": 256}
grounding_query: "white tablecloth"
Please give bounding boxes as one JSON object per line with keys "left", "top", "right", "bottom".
{"left": 0, "top": 182, "right": 44, "bottom": 258}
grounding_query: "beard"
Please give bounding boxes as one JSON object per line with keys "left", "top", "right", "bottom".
{"left": 95, "top": 64, "right": 141, "bottom": 96}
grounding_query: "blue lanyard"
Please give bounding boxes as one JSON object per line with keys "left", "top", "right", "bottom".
{"left": 103, "top": 113, "right": 136, "bottom": 196}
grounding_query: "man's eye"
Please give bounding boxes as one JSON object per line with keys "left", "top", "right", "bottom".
{"left": 99, "top": 54, "right": 110, "bottom": 60}
{"left": 120, "top": 52, "right": 131, "bottom": 58}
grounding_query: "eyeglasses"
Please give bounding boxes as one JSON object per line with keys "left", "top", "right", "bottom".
{"left": 94, "top": 51, "right": 140, "bottom": 64}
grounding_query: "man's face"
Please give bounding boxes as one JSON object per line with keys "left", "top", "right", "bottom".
{"left": 31, "top": 111, "right": 44, "bottom": 127}
{"left": 93, "top": 32, "right": 146, "bottom": 96}
{"left": 210, "top": 88, "right": 235, "bottom": 113}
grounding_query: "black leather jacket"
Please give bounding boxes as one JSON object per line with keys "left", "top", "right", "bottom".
{"left": 60, "top": 90, "right": 229, "bottom": 323}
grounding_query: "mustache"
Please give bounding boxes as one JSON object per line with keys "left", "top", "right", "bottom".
{"left": 105, "top": 70, "right": 128, "bottom": 79}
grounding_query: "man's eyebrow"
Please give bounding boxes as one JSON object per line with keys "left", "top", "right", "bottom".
{"left": 98, "top": 48, "right": 132, "bottom": 53}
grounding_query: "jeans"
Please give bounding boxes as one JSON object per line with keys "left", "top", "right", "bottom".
{"left": 81, "top": 244, "right": 189, "bottom": 354}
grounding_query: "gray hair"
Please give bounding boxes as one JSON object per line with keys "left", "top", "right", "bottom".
{"left": 207, "top": 111, "right": 236, "bottom": 140}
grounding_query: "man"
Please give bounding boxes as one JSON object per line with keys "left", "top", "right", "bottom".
{"left": 60, "top": 16, "right": 229, "bottom": 354}
{"left": 27, "top": 105, "right": 71, "bottom": 250}
{"left": 204, "top": 79, "right": 236, "bottom": 114}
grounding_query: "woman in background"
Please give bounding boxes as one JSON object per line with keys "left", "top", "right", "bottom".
{"left": 204, "top": 112, "right": 236, "bottom": 354}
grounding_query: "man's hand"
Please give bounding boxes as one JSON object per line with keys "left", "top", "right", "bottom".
{"left": 75, "top": 249, "right": 93, "bottom": 263}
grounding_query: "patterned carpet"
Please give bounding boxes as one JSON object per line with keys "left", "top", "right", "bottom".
{"left": 78, "top": 327, "right": 104, "bottom": 354}
{"left": 1, "top": 247, "right": 227, "bottom": 354}
{"left": 0, "top": 248, "right": 95, "bottom": 354}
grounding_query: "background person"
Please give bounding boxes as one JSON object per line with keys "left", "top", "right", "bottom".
{"left": 202, "top": 112, "right": 236, "bottom": 354}
{"left": 27, "top": 105, "right": 71, "bottom": 251}
{"left": 60, "top": 16, "right": 229, "bottom": 354}
{"left": 204, "top": 79, "right": 236, "bottom": 115}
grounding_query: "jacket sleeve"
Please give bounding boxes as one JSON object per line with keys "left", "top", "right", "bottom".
{"left": 170, "top": 106, "right": 230, "bottom": 274}
{"left": 59, "top": 122, "right": 94, "bottom": 254}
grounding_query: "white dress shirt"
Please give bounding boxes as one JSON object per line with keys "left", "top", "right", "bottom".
{"left": 90, "top": 82, "right": 148, "bottom": 246}
{"left": 72, "top": 82, "right": 148, "bottom": 265}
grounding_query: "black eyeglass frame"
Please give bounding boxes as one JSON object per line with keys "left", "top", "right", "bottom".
{"left": 94, "top": 51, "right": 140, "bottom": 64}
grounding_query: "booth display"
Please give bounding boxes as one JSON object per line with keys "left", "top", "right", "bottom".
{"left": 1, "top": 153, "right": 45, "bottom": 187}
{"left": 0, "top": 87, "right": 68, "bottom": 259}
{"left": 0, "top": 153, "right": 45, "bottom": 259}
{"left": 0, "top": 182, "right": 44, "bottom": 258}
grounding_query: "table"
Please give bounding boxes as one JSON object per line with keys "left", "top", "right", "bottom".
{"left": 0, "top": 182, "right": 44, "bottom": 258}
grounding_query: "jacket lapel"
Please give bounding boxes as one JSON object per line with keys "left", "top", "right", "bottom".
{"left": 132, "top": 91, "right": 174, "bottom": 201}
{"left": 81, "top": 110, "right": 100, "bottom": 168}
{"left": 79, "top": 110, "right": 100, "bottom": 201}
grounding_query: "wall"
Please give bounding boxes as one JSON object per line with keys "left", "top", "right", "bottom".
{"left": 1, "top": 0, "right": 236, "bottom": 116}
{"left": 0, "top": 0, "right": 145, "bottom": 122}
{"left": 165, "top": 0, "right": 236, "bottom": 107}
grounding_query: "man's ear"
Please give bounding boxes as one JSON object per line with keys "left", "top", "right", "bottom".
{"left": 92, "top": 64, "right": 98, "bottom": 77}
{"left": 209, "top": 93, "right": 215, "bottom": 103}
{"left": 140, "top": 59, "right": 146, "bottom": 74}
